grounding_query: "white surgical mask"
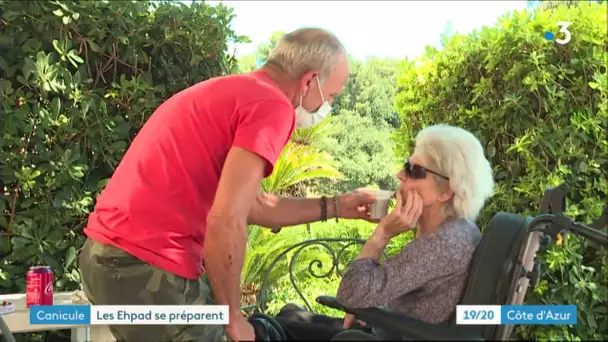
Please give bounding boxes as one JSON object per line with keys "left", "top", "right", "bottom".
{"left": 295, "top": 77, "right": 332, "bottom": 128}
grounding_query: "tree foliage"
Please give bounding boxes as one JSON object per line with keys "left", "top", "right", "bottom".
{"left": 528, "top": 0, "right": 607, "bottom": 10}
{"left": 394, "top": 3, "right": 607, "bottom": 340}
{"left": 332, "top": 57, "right": 402, "bottom": 128}
{"left": 0, "top": 0, "right": 242, "bottom": 302}
{"left": 237, "top": 30, "right": 285, "bottom": 73}
{"left": 315, "top": 112, "right": 398, "bottom": 194}
{"left": 313, "top": 57, "right": 401, "bottom": 194}
{"left": 254, "top": 30, "right": 285, "bottom": 64}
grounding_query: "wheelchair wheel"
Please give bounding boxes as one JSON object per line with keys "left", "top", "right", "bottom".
{"left": 249, "top": 313, "right": 288, "bottom": 341}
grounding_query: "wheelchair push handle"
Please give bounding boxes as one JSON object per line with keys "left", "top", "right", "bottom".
{"left": 571, "top": 220, "right": 608, "bottom": 246}
{"left": 528, "top": 212, "right": 608, "bottom": 247}
{"left": 536, "top": 184, "right": 607, "bottom": 247}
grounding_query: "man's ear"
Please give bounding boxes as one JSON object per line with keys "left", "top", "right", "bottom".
{"left": 299, "top": 71, "right": 317, "bottom": 94}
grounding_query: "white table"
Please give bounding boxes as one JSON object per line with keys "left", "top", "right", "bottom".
{"left": 0, "top": 291, "right": 114, "bottom": 342}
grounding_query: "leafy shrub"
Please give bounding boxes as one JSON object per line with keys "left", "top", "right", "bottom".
{"left": 394, "top": 3, "right": 607, "bottom": 340}
{"left": 266, "top": 275, "right": 346, "bottom": 317}
{"left": 0, "top": 0, "right": 243, "bottom": 299}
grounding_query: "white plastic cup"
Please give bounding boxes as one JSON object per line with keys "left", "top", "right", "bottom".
{"left": 360, "top": 189, "right": 395, "bottom": 220}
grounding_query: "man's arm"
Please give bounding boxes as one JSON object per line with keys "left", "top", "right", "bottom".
{"left": 204, "top": 97, "right": 295, "bottom": 321}
{"left": 248, "top": 193, "right": 339, "bottom": 229}
{"left": 203, "top": 147, "right": 267, "bottom": 320}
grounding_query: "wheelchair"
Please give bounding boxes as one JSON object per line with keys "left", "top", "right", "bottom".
{"left": 251, "top": 184, "right": 608, "bottom": 341}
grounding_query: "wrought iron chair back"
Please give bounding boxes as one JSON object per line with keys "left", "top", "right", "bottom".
{"left": 245, "top": 237, "right": 389, "bottom": 315}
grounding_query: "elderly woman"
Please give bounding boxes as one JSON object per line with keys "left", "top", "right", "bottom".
{"left": 260, "top": 124, "right": 495, "bottom": 341}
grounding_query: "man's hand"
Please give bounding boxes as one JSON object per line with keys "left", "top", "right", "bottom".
{"left": 226, "top": 314, "right": 255, "bottom": 342}
{"left": 343, "top": 313, "right": 366, "bottom": 329}
{"left": 338, "top": 189, "right": 377, "bottom": 221}
{"left": 248, "top": 190, "right": 378, "bottom": 229}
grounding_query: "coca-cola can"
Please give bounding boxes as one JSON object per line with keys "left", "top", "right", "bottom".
{"left": 26, "top": 266, "right": 54, "bottom": 307}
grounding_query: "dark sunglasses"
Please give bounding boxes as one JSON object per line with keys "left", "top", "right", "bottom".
{"left": 404, "top": 159, "right": 449, "bottom": 180}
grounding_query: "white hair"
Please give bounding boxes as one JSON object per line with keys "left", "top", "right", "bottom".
{"left": 414, "top": 124, "right": 495, "bottom": 221}
{"left": 265, "top": 27, "right": 346, "bottom": 83}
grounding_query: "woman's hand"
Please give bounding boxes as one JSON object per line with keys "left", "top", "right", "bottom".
{"left": 377, "top": 190, "right": 423, "bottom": 240}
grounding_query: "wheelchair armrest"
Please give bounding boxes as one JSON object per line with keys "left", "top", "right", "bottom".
{"left": 316, "top": 296, "right": 484, "bottom": 341}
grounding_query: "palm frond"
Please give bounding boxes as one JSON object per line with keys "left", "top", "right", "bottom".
{"left": 261, "top": 142, "right": 342, "bottom": 194}
{"left": 291, "top": 116, "right": 340, "bottom": 147}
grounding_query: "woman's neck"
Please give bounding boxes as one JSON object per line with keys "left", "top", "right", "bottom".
{"left": 417, "top": 206, "right": 450, "bottom": 237}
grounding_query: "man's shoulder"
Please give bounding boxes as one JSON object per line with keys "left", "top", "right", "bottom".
{"left": 190, "top": 72, "right": 291, "bottom": 107}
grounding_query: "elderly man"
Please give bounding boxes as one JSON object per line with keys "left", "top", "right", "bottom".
{"left": 78, "top": 27, "right": 376, "bottom": 342}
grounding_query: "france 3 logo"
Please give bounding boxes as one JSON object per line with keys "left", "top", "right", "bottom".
{"left": 544, "top": 22, "right": 572, "bottom": 45}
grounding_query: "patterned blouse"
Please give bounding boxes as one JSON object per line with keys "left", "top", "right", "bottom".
{"left": 336, "top": 218, "right": 482, "bottom": 325}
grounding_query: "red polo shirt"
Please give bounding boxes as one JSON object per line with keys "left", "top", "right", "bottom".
{"left": 84, "top": 71, "right": 295, "bottom": 280}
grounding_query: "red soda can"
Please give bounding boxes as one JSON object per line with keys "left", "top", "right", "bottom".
{"left": 26, "top": 266, "right": 54, "bottom": 307}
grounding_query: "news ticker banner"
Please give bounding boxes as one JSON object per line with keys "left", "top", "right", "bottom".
{"left": 29, "top": 304, "right": 576, "bottom": 326}
{"left": 456, "top": 305, "right": 577, "bottom": 325}
{"left": 30, "top": 305, "right": 229, "bottom": 325}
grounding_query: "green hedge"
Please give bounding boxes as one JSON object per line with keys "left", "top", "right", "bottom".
{"left": 0, "top": 0, "right": 244, "bottom": 299}
{"left": 394, "top": 3, "right": 607, "bottom": 340}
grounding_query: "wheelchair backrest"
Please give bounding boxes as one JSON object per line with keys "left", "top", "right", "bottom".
{"left": 455, "top": 212, "right": 532, "bottom": 340}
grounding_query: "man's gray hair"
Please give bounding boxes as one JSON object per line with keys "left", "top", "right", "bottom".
{"left": 414, "top": 124, "right": 495, "bottom": 221}
{"left": 265, "top": 27, "right": 346, "bottom": 83}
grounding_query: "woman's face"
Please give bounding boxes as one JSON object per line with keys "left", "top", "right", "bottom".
{"left": 396, "top": 153, "right": 451, "bottom": 208}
